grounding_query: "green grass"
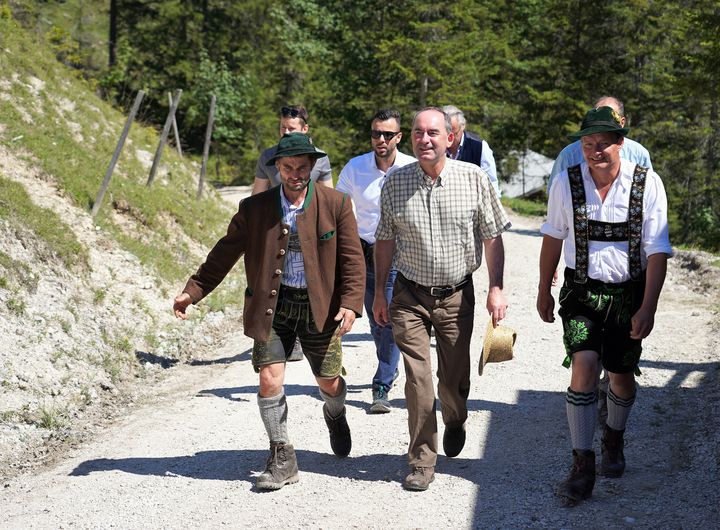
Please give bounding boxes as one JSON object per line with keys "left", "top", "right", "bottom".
{"left": 0, "top": 176, "right": 88, "bottom": 271}
{"left": 36, "top": 403, "right": 68, "bottom": 430}
{"left": 502, "top": 196, "right": 547, "bottom": 218}
{"left": 6, "top": 296, "right": 26, "bottom": 315}
{"left": 0, "top": 249, "right": 37, "bottom": 290}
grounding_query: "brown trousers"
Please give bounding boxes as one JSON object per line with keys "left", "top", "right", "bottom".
{"left": 390, "top": 276, "right": 475, "bottom": 468}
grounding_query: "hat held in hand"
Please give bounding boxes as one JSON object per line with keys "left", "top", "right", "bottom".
{"left": 478, "top": 319, "right": 516, "bottom": 376}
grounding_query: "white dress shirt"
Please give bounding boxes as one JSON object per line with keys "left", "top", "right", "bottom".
{"left": 336, "top": 150, "right": 416, "bottom": 244}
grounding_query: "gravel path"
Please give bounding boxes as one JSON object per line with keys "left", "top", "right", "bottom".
{"left": 1, "top": 213, "right": 717, "bottom": 529}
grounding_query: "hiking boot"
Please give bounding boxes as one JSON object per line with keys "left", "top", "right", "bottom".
{"left": 557, "top": 449, "right": 596, "bottom": 503}
{"left": 600, "top": 425, "right": 626, "bottom": 478}
{"left": 369, "top": 385, "right": 391, "bottom": 414}
{"left": 443, "top": 423, "right": 466, "bottom": 458}
{"left": 323, "top": 405, "right": 351, "bottom": 457}
{"left": 403, "top": 466, "right": 435, "bottom": 491}
{"left": 256, "top": 442, "right": 299, "bottom": 491}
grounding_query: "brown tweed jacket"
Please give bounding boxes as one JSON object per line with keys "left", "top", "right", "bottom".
{"left": 183, "top": 181, "right": 365, "bottom": 342}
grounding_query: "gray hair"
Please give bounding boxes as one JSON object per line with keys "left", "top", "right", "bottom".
{"left": 441, "top": 105, "right": 466, "bottom": 128}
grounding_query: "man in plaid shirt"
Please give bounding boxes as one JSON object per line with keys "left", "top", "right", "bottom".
{"left": 373, "top": 107, "right": 511, "bottom": 491}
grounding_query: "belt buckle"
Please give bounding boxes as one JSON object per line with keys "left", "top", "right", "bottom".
{"left": 430, "top": 285, "right": 450, "bottom": 297}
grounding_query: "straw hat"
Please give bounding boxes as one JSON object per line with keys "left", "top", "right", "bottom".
{"left": 478, "top": 319, "right": 516, "bottom": 376}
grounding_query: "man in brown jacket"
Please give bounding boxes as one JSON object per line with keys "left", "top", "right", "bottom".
{"left": 173, "top": 133, "right": 365, "bottom": 491}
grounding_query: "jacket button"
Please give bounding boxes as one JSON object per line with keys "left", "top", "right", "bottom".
{"left": 274, "top": 269, "right": 282, "bottom": 275}
{"left": 266, "top": 309, "right": 273, "bottom": 315}
{"left": 270, "top": 289, "right": 277, "bottom": 296}
{"left": 279, "top": 249, "right": 286, "bottom": 255}
{"left": 282, "top": 228, "right": 289, "bottom": 235}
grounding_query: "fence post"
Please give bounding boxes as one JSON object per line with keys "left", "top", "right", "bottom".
{"left": 91, "top": 90, "right": 145, "bottom": 218}
{"left": 167, "top": 91, "right": 183, "bottom": 157}
{"left": 197, "top": 94, "right": 216, "bottom": 200}
{"left": 147, "top": 88, "right": 182, "bottom": 186}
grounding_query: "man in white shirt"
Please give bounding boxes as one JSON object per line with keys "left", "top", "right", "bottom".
{"left": 550, "top": 97, "right": 654, "bottom": 426}
{"left": 336, "top": 109, "right": 415, "bottom": 413}
{"left": 537, "top": 106, "right": 672, "bottom": 504}
{"left": 548, "top": 96, "right": 652, "bottom": 190}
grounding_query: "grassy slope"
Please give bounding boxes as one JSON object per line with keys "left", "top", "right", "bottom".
{"left": 0, "top": 16, "right": 238, "bottom": 290}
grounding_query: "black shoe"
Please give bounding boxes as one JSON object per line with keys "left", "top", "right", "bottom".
{"left": 443, "top": 423, "right": 466, "bottom": 457}
{"left": 256, "top": 442, "right": 300, "bottom": 491}
{"left": 323, "top": 405, "right": 351, "bottom": 457}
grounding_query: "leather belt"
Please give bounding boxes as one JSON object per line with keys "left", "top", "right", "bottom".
{"left": 398, "top": 273, "right": 470, "bottom": 298}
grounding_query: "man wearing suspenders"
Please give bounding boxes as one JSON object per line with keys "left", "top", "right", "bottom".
{"left": 537, "top": 106, "right": 672, "bottom": 504}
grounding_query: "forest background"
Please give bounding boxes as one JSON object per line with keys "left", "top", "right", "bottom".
{"left": 4, "top": 0, "right": 720, "bottom": 252}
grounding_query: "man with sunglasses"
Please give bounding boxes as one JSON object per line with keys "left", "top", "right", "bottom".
{"left": 336, "top": 109, "right": 416, "bottom": 414}
{"left": 252, "top": 104, "right": 333, "bottom": 195}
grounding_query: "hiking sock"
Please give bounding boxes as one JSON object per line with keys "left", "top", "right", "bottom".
{"left": 319, "top": 377, "right": 347, "bottom": 418}
{"left": 566, "top": 387, "right": 597, "bottom": 450}
{"left": 606, "top": 385, "right": 636, "bottom": 431}
{"left": 257, "top": 389, "right": 289, "bottom": 443}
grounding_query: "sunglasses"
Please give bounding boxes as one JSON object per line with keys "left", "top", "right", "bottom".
{"left": 371, "top": 130, "right": 401, "bottom": 140}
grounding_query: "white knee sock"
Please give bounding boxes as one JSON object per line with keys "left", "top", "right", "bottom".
{"left": 566, "top": 387, "right": 597, "bottom": 450}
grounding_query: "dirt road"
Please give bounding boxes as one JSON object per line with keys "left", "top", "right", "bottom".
{"left": 1, "top": 213, "right": 717, "bottom": 529}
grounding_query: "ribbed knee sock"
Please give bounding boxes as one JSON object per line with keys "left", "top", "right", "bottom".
{"left": 319, "top": 377, "right": 347, "bottom": 418}
{"left": 566, "top": 387, "right": 597, "bottom": 450}
{"left": 606, "top": 385, "right": 636, "bottom": 431}
{"left": 257, "top": 390, "right": 289, "bottom": 443}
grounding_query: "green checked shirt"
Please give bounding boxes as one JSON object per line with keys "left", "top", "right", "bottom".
{"left": 375, "top": 159, "right": 511, "bottom": 286}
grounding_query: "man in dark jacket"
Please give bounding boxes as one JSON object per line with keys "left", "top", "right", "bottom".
{"left": 174, "top": 133, "right": 365, "bottom": 491}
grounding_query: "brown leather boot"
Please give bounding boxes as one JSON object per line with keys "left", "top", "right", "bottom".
{"left": 256, "top": 442, "right": 300, "bottom": 490}
{"left": 601, "top": 425, "right": 626, "bottom": 478}
{"left": 557, "top": 449, "right": 596, "bottom": 503}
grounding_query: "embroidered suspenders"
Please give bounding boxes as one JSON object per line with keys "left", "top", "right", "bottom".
{"left": 568, "top": 164, "right": 648, "bottom": 284}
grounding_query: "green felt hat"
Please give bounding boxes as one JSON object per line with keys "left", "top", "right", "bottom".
{"left": 266, "top": 132, "right": 327, "bottom": 165}
{"left": 569, "top": 106, "right": 630, "bottom": 139}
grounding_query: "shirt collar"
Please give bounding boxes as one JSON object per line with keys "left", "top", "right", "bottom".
{"left": 447, "top": 132, "right": 465, "bottom": 159}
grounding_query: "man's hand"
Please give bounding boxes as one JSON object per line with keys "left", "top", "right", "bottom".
{"left": 372, "top": 293, "right": 390, "bottom": 327}
{"left": 173, "top": 293, "right": 192, "bottom": 320}
{"left": 536, "top": 290, "right": 555, "bottom": 323}
{"left": 630, "top": 305, "right": 655, "bottom": 339}
{"left": 551, "top": 268, "right": 559, "bottom": 287}
{"left": 486, "top": 286, "right": 508, "bottom": 327}
{"left": 334, "top": 307, "right": 356, "bottom": 336}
